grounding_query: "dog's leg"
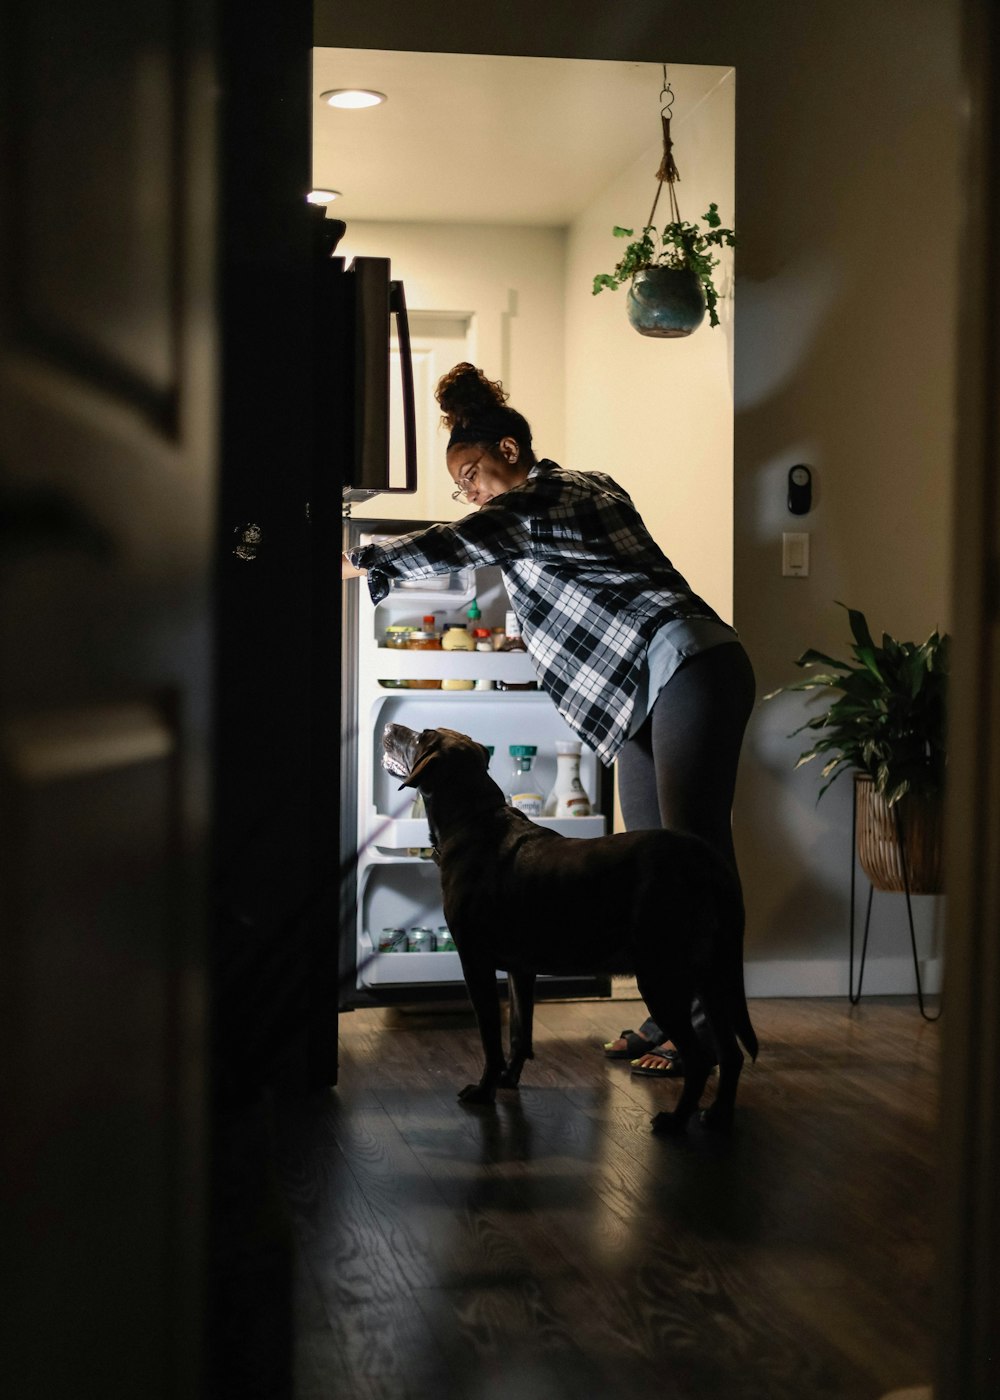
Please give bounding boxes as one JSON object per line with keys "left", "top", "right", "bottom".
{"left": 696, "top": 989, "right": 744, "bottom": 1133}
{"left": 455, "top": 949, "right": 506, "bottom": 1105}
{"left": 500, "top": 969, "right": 536, "bottom": 1088}
{"left": 637, "top": 977, "right": 713, "bottom": 1136}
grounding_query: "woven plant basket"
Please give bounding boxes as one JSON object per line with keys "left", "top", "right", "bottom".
{"left": 854, "top": 772, "right": 945, "bottom": 894}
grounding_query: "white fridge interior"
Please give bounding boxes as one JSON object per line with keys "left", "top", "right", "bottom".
{"left": 341, "top": 519, "right": 610, "bottom": 1001}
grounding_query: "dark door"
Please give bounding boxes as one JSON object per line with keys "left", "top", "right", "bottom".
{"left": 0, "top": 1, "right": 217, "bottom": 1394}
{"left": 0, "top": 1, "right": 328, "bottom": 1395}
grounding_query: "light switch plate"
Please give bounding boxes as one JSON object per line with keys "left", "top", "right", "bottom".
{"left": 782, "top": 531, "right": 810, "bottom": 577}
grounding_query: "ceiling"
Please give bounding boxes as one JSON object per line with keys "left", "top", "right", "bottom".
{"left": 311, "top": 49, "right": 732, "bottom": 226}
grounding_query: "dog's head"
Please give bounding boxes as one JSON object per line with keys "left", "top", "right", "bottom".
{"left": 382, "top": 723, "right": 492, "bottom": 794}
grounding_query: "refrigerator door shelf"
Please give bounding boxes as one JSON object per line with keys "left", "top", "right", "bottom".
{"left": 373, "top": 649, "right": 535, "bottom": 685}
{"left": 361, "top": 949, "right": 513, "bottom": 988}
{"left": 372, "top": 815, "right": 606, "bottom": 851}
{"left": 388, "top": 572, "right": 475, "bottom": 600}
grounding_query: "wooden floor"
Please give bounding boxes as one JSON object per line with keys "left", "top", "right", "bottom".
{"left": 273, "top": 995, "right": 940, "bottom": 1400}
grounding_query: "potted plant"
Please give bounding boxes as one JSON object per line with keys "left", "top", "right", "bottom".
{"left": 766, "top": 603, "right": 949, "bottom": 893}
{"left": 592, "top": 204, "right": 736, "bottom": 337}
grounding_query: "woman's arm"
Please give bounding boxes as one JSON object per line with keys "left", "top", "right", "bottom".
{"left": 342, "top": 552, "right": 366, "bottom": 579}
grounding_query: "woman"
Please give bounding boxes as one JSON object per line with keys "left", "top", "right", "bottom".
{"left": 343, "top": 364, "right": 755, "bottom": 1072}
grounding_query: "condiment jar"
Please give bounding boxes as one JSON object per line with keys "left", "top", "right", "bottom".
{"left": 404, "top": 629, "right": 441, "bottom": 689}
{"left": 441, "top": 623, "right": 474, "bottom": 652}
{"left": 473, "top": 628, "right": 494, "bottom": 691}
{"left": 381, "top": 624, "right": 416, "bottom": 689}
{"left": 441, "top": 621, "right": 475, "bottom": 690}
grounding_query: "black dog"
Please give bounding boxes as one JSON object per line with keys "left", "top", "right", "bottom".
{"left": 382, "top": 723, "right": 758, "bottom": 1133}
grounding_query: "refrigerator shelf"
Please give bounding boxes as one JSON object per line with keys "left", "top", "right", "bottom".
{"left": 360, "top": 949, "right": 481, "bottom": 986}
{"left": 372, "top": 649, "right": 536, "bottom": 682}
{"left": 371, "top": 814, "right": 606, "bottom": 850}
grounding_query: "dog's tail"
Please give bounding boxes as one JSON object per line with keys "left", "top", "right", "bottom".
{"left": 729, "top": 896, "right": 758, "bottom": 1062}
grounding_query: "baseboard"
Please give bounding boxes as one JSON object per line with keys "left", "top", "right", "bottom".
{"left": 743, "top": 956, "right": 943, "bottom": 998}
{"left": 612, "top": 958, "right": 944, "bottom": 1001}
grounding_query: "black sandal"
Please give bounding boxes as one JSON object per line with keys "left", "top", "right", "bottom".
{"left": 630, "top": 1046, "right": 685, "bottom": 1078}
{"left": 603, "top": 1021, "right": 661, "bottom": 1059}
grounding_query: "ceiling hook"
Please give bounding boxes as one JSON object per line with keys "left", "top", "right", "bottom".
{"left": 659, "top": 62, "right": 675, "bottom": 120}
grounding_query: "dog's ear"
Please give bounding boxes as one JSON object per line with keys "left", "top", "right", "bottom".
{"left": 400, "top": 730, "right": 443, "bottom": 790}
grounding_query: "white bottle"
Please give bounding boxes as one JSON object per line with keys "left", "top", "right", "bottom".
{"left": 544, "top": 741, "right": 592, "bottom": 818}
{"left": 473, "top": 628, "right": 494, "bottom": 691}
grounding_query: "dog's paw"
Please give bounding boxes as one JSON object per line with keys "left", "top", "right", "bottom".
{"left": 700, "top": 1102, "right": 735, "bottom": 1133}
{"left": 458, "top": 1082, "right": 496, "bottom": 1105}
{"left": 497, "top": 1069, "right": 522, "bottom": 1090}
{"left": 650, "top": 1109, "right": 690, "bottom": 1136}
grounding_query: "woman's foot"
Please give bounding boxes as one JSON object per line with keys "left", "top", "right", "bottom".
{"left": 603, "top": 1017, "right": 663, "bottom": 1059}
{"left": 630, "top": 1044, "right": 684, "bottom": 1078}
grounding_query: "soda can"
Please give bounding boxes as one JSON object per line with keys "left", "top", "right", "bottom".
{"left": 434, "top": 926, "right": 456, "bottom": 952}
{"left": 407, "top": 927, "right": 434, "bottom": 953}
{"left": 378, "top": 927, "right": 407, "bottom": 952}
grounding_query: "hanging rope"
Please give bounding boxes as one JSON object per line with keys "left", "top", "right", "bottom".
{"left": 646, "top": 65, "right": 682, "bottom": 231}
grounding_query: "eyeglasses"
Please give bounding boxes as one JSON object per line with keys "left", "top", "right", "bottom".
{"left": 450, "top": 452, "right": 489, "bottom": 503}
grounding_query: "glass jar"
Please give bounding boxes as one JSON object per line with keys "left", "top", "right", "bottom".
{"left": 381, "top": 624, "right": 416, "bottom": 689}
{"left": 405, "top": 629, "right": 442, "bottom": 689}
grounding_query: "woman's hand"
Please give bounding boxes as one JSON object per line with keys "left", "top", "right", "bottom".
{"left": 342, "top": 553, "right": 366, "bottom": 580}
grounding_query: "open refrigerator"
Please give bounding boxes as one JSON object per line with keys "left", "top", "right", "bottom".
{"left": 340, "top": 516, "right": 613, "bottom": 1006}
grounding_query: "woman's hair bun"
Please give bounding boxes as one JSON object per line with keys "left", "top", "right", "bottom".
{"left": 435, "top": 362, "right": 509, "bottom": 429}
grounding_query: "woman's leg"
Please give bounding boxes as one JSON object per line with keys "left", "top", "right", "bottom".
{"left": 644, "top": 641, "right": 756, "bottom": 870}
{"left": 616, "top": 642, "right": 755, "bottom": 1068}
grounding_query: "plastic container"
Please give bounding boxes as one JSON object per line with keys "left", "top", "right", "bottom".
{"left": 508, "top": 745, "right": 543, "bottom": 816}
{"left": 473, "top": 629, "right": 494, "bottom": 691}
{"left": 544, "top": 741, "right": 592, "bottom": 818}
{"left": 441, "top": 623, "right": 474, "bottom": 652}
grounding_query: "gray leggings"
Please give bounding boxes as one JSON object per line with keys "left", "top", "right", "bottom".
{"left": 616, "top": 641, "right": 755, "bottom": 1054}
{"left": 618, "top": 640, "right": 756, "bottom": 873}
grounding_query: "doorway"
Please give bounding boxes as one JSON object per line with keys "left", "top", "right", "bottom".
{"left": 313, "top": 48, "right": 736, "bottom": 623}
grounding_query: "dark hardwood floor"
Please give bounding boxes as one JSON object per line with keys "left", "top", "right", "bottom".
{"left": 273, "top": 995, "right": 939, "bottom": 1400}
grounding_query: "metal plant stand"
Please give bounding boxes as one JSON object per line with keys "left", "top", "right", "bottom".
{"left": 849, "top": 794, "right": 943, "bottom": 1022}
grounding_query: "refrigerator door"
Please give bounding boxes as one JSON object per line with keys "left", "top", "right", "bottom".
{"left": 340, "top": 519, "right": 612, "bottom": 1007}
{"left": 315, "top": 248, "right": 418, "bottom": 504}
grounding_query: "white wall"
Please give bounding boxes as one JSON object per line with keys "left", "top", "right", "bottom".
{"left": 339, "top": 221, "right": 566, "bottom": 521}
{"left": 322, "top": 0, "right": 962, "bottom": 998}
{"left": 564, "top": 69, "right": 734, "bottom": 625}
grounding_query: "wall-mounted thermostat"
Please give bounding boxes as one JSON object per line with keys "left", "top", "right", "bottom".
{"left": 787, "top": 464, "right": 812, "bottom": 515}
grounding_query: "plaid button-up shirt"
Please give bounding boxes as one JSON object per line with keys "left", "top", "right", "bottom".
{"left": 348, "top": 461, "right": 730, "bottom": 764}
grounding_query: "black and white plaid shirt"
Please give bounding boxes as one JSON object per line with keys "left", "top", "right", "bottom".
{"left": 348, "top": 461, "right": 731, "bottom": 764}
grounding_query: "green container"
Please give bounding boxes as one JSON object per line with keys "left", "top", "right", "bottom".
{"left": 626, "top": 265, "right": 706, "bottom": 338}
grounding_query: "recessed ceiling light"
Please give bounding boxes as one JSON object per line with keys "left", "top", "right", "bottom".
{"left": 307, "top": 189, "right": 342, "bottom": 204}
{"left": 320, "top": 89, "right": 387, "bottom": 110}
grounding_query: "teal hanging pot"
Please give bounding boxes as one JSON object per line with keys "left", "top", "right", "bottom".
{"left": 626, "top": 264, "right": 706, "bottom": 338}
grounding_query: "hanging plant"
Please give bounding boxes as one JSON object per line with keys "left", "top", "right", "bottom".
{"left": 591, "top": 69, "right": 736, "bottom": 336}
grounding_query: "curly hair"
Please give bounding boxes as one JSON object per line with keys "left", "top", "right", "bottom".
{"left": 435, "top": 362, "right": 533, "bottom": 459}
